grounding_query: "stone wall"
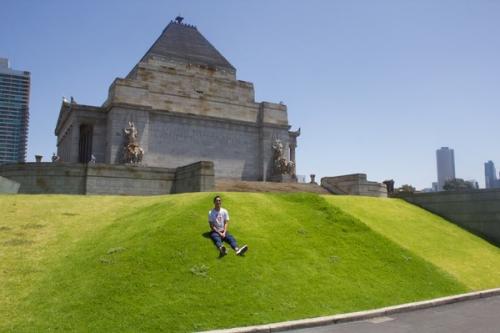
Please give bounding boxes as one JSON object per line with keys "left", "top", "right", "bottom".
{"left": 105, "top": 105, "right": 291, "bottom": 180}
{"left": 321, "top": 174, "right": 387, "bottom": 197}
{"left": 85, "top": 164, "right": 176, "bottom": 195}
{"left": 0, "top": 161, "right": 214, "bottom": 195}
{"left": 0, "top": 163, "right": 87, "bottom": 194}
{"left": 174, "top": 161, "right": 214, "bottom": 193}
{"left": 101, "top": 56, "right": 294, "bottom": 181}
{"left": 106, "top": 58, "right": 289, "bottom": 126}
{"left": 0, "top": 176, "right": 20, "bottom": 193}
{"left": 397, "top": 189, "right": 500, "bottom": 246}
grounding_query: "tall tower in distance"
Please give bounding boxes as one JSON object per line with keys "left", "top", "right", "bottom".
{"left": 484, "top": 160, "right": 499, "bottom": 189}
{"left": 436, "top": 147, "right": 455, "bottom": 191}
{"left": 0, "top": 58, "right": 30, "bottom": 164}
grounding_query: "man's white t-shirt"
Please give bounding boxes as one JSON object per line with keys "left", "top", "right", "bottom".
{"left": 208, "top": 208, "right": 229, "bottom": 232}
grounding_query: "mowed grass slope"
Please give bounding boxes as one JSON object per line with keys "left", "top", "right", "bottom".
{"left": 325, "top": 196, "right": 500, "bottom": 290}
{"left": 0, "top": 192, "right": 488, "bottom": 332}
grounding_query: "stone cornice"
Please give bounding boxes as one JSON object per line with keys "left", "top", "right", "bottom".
{"left": 55, "top": 103, "right": 105, "bottom": 135}
{"left": 107, "top": 102, "right": 290, "bottom": 130}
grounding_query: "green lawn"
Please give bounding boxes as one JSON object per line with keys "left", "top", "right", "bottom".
{"left": 325, "top": 195, "right": 500, "bottom": 290}
{"left": 0, "top": 193, "right": 496, "bottom": 332}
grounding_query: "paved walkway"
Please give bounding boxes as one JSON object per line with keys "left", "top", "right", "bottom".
{"left": 286, "top": 295, "right": 500, "bottom": 333}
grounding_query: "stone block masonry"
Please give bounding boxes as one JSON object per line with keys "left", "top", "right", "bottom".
{"left": 397, "top": 189, "right": 500, "bottom": 246}
{"left": 0, "top": 161, "right": 214, "bottom": 195}
{"left": 0, "top": 163, "right": 87, "bottom": 194}
{"left": 85, "top": 164, "right": 176, "bottom": 195}
{"left": 321, "top": 174, "right": 388, "bottom": 197}
{"left": 0, "top": 176, "right": 20, "bottom": 193}
{"left": 174, "top": 161, "right": 214, "bottom": 193}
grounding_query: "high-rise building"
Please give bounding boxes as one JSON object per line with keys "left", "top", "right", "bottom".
{"left": 436, "top": 147, "right": 455, "bottom": 191}
{"left": 0, "top": 58, "right": 30, "bottom": 164}
{"left": 484, "top": 160, "right": 499, "bottom": 189}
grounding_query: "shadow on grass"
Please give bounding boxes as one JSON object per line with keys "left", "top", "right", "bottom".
{"left": 202, "top": 232, "right": 222, "bottom": 259}
{"left": 202, "top": 231, "right": 249, "bottom": 259}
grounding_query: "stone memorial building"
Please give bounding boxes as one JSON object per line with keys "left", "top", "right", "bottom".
{"left": 55, "top": 18, "right": 299, "bottom": 181}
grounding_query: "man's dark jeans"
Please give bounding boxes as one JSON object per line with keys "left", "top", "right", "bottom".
{"left": 210, "top": 231, "right": 237, "bottom": 249}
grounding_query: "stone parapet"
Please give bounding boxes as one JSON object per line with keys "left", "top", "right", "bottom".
{"left": 0, "top": 163, "right": 87, "bottom": 194}
{"left": 174, "top": 161, "right": 215, "bottom": 193}
{"left": 260, "top": 102, "right": 289, "bottom": 127}
{"left": 86, "top": 164, "right": 176, "bottom": 195}
{"left": 321, "top": 174, "right": 387, "bottom": 197}
{"left": 0, "top": 162, "right": 214, "bottom": 195}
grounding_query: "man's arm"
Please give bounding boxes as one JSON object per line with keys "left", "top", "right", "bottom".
{"left": 221, "top": 220, "right": 228, "bottom": 237}
{"left": 209, "top": 223, "right": 222, "bottom": 235}
{"left": 208, "top": 217, "right": 224, "bottom": 236}
{"left": 220, "top": 210, "right": 229, "bottom": 237}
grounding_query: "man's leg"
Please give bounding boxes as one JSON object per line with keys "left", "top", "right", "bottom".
{"left": 224, "top": 232, "right": 238, "bottom": 249}
{"left": 210, "top": 231, "right": 223, "bottom": 248}
{"left": 225, "top": 232, "right": 248, "bottom": 255}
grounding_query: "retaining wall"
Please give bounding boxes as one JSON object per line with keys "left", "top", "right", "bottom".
{"left": 397, "top": 189, "right": 500, "bottom": 246}
{"left": 0, "top": 161, "right": 214, "bottom": 195}
{"left": 0, "top": 176, "right": 20, "bottom": 193}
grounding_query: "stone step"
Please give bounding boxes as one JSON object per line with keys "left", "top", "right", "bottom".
{"left": 214, "top": 178, "right": 330, "bottom": 194}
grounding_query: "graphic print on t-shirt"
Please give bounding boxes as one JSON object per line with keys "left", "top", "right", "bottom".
{"left": 209, "top": 208, "right": 229, "bottom": 232}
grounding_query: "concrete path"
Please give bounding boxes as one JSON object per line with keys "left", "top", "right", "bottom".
{"left": 286, "top": 295, "right": 500, "bottom": 333}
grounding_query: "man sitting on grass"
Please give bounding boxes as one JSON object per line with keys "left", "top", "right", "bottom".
{"left": 208, "top": 195, "right": 248, "bottom": 256}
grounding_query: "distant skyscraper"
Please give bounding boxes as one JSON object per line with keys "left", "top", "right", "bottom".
{"left": 436, "top": 147, "right": 455, "bottom": 191}
{"left": 0, "top": 58, "right": 30, "bottom": 164}
{"left": 484, "top": 160, "right": 499, "bottom": 189}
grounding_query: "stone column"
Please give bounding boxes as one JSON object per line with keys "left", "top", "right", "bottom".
{"left": 288, "top": 128, "right": 300, "bottom": 181}
{"left": 289, "top": 143, "right": 296, "bottom": 164}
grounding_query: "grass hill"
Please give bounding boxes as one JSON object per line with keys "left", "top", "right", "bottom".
{"left": 0, "top": 193, "right": 499, "bottom": 332}
{"left": 325, "top": 196, "right": 500, "bottom": 290}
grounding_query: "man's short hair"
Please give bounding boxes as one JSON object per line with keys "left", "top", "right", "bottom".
{"left": 213, "top": 195, "right": 221, "bottom": 203}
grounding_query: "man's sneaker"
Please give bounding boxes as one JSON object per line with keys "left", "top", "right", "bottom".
{"left": 219, "top": 245, "right": 227, "bottom": 256}
{"left": 235, "top": 245, "right": 248, "bottom": 255}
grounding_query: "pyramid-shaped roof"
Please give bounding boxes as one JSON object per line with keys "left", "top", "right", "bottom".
{"left": 140, "top": 20, "right": 235, "bottom": 72}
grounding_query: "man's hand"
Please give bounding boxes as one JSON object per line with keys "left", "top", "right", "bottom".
{"left": 219, "top": 231, "right": 226, "bottom": 239}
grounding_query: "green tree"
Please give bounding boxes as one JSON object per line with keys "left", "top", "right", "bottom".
{"left": 443, "top": 178, "right": 475, "bottom": 191}
{"left": 396, "top": 184, "right": 416, "bottom": 194}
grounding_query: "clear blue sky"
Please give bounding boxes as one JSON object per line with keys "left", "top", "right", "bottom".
{"left": 1, "top": 0, "right": 499, "bottom": 189}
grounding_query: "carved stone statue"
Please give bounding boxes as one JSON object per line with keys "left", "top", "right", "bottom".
{"left": 272, "top": 139, "right": 295, "bottom": 176}
{"left": 123, "top": 121, "right": 138, "bottom": 144}
{"left": 51, "top": 152, "right": 60, "bottom": 163}
{"left": 123, "top": 121, "right": 144, "bottom": 164}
